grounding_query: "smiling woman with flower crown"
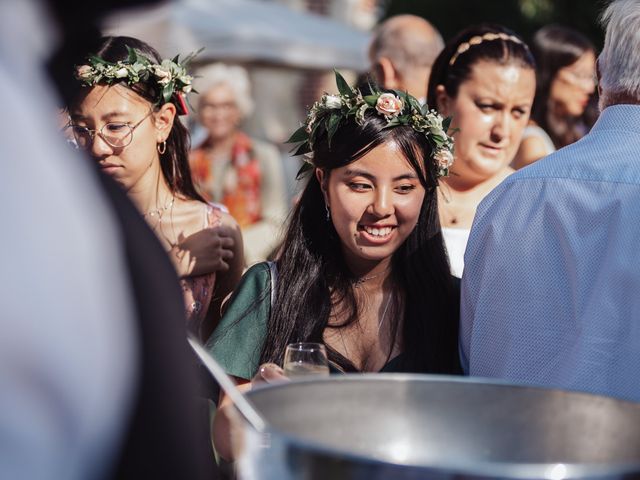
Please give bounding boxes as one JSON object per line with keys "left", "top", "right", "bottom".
{"left": 207, "top": 71, "right": 460, "bottom": 460}
{"left": 65, "top": 36, "right": 245, "bottom": 341}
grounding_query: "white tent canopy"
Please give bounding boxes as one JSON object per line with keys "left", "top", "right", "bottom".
{"left": 102, "top": 0, "right": 371, "bottom": 71}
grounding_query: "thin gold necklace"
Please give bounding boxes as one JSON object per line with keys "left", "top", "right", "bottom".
{"left": 142, "top": 197, "right": 175, "bottom": 220}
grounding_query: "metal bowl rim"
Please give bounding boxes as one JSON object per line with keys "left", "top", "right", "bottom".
{"left": 246, "top": 373, "right": 640, "bottom": 478}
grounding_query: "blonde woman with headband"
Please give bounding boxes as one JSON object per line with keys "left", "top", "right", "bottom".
{"left": 427, "top": 24, "right": 536, "bottom": 277}
{"left": 190, "top": 63, "right": 288, "bottom": 265}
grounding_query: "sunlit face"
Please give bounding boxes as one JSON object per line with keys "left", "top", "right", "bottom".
{"left": 550, "top": 50, "right": 596, "bottom": 117}
{"left": 70, "top": 84, "right": 174, "bottom": 191}
{"left": 317, "top": 141, "right": 426, "bottom": 273}
{"left": 436, "top": 61, "right": 536, "bottom": 183}
{"left": 198, "top": 83, "right": 241, "bottom": 141}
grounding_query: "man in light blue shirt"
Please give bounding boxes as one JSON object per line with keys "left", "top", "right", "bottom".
{"left": 460, "top": 0, "right": 640, "bottom": 403}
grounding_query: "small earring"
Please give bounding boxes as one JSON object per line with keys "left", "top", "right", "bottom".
{"left": 157, "top": 141, "right": 167, "bottom": 155}
{"left": 325, "top": 204, "right": 331, "bottom": 221}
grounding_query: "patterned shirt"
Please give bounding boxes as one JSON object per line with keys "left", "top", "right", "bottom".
{"left": 461, "top": 105, "right": 640, "bottom": 402}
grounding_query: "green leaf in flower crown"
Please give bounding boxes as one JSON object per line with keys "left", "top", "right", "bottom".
{"left": 406, "top": 94, "right": 423, "bottom": 114}
{"left": 431, "top": 134, "right": 446, "bottom": 144}
{"left": 90, "top": 55, "right": 111, "bottom": 66}
{"left": 363, "top": 95, "right": 379, "bottom": 107}
{"left": 334, "top": 70, "right": 353, "bottom": 98}
{"left": 286, "top": 126, "right": 309, "bottom": 144}
{"left": 326, "top": 112, "right": 341, "bottom": 148}
{"left": 162, "top": 86, "right": 173, "bottom": 104}
{"left": 127, "top": 46, "right": 137, "bottom": 64}
{"left": 296, "top": 161, "right": 314, "bottom": 179}
{"left": 291, "top": 142, "right": 312, "bottom": 157}
{"left": 442, "top": 116, "right": 452, "bottom": 132}
{"left": 181, "top": 47, "right": 204, "bottom": 67}
{"left": 139, "top": 69, "right": 150, "bottom": 82}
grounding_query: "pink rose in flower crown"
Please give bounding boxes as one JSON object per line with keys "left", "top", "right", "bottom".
{"left": 76, "top": 65, "right": 94, "bottom": 81}
{"left": 434, "top": 148, "right": 454, "bottom": 171}
{"left": 375, "top": 93, "right": 404, "bottom": 118}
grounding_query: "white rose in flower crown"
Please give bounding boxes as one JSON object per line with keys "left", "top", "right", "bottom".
{"left": 430, "top": 125, "right": 447, "bottom": 138}
{"left": 323, "top": 94, "right": 342, "bottom": 109}
{"left": 375, "top": 93, "right": 404, "bottom": 117}
{"left": 428, "top": 113, "right": 443, "bottom": 128}
{"left": 182, "top": 84, "right": 192, "bottom": 94}
{"left": 153, "top": 66, "right": 171, "bottom": 81}
{"left": 434, "top": 148, "right": 454, "bottom": 170}
{"left": 114, "top": 67, "right": 129, "bottom": 78}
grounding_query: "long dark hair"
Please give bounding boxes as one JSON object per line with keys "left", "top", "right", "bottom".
{"left": 261, "top": 104, "right": 460, "bottom": 374}
{"left": 427, "top": 24, "right": 536, "bottom": 107}
{"left": 68, "top": 36, "right": 204, "bottom": 202}
{"left": 529, "top": 25, "right": 596, "bottom": 148}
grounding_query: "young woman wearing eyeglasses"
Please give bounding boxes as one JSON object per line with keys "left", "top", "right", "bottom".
{"left": 66, "top": 36, "right": 245, "bottom": 341}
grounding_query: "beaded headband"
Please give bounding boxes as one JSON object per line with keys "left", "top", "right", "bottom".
{"left": 449, "top": 32, "right": 526, "bottom": 66}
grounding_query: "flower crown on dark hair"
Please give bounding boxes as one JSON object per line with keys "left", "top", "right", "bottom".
{"left": 287, "top": 71, "right": 455, "bottom": 179}
{"left": 75, "top": 46, "right": 201, "bottom": 115}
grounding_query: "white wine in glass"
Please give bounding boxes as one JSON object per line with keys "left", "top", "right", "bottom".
{"left": 283, "top": 342, "right": 330, "bottom": 378}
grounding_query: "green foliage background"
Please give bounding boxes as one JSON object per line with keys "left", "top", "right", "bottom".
{"left": 382, "top": 0, "right": 609, "bottom": 49}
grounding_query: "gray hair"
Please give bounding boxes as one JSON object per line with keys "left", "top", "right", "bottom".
{"left": 369, "top": 14, "right": 444, "bottom": 76}
{"left": 599, "top": 0, "right": 640, "bottom": 106}
{"left": 194, "top": 63, "right": 254, "bottom": 118}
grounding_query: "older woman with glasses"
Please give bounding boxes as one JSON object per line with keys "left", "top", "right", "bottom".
{"left": 190, "top": 63, "right": 288, "bottom": 265}
{"left": 65, "top": 36, "right": 245, "bottom": 341}
{"left": 512, "top": 25, "right": 597, "bottom": 169}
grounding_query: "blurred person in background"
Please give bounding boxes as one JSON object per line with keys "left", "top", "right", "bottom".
{"left": 461, "top": 0, "right": 640, "bottom": 403}
{"left": 368, "top": 14, "right": 444, "bottom": 104}
{"left": 2, "top": 0, "right": 218, "bottom": 479}
{"left": 427, "top": 24, "right": 536, "bottom": 278}
{"left": 190, "top": 63, "right": 288, "bottom": 265}
{"left": 512, "top": 25, "right": 597, "bottom": 169}
{"left": 66, "top": 37, "right": 244, "bottom": 342}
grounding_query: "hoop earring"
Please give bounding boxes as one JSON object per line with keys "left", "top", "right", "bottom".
{"left": 157, "top": 141, "right": 167, "bottom": 155}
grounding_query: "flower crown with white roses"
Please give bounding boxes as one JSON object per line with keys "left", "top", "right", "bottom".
{"left": 287, "top": 71, "right": 455, "bottom": 178}
{"left": 75, "top": 47, "right": 201, "bottom": 115}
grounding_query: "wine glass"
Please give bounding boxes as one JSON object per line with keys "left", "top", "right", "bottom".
{"left": 283, "top": 342, "right": 330, "bottom": 378}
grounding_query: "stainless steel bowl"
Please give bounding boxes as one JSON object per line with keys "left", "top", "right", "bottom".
{"left": 234, "top": 374, "right": 640, "bottom": 479}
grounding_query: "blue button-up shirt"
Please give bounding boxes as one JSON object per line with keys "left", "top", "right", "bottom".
{"left": 461, "top": 105, "right": 640, "bottom": 402}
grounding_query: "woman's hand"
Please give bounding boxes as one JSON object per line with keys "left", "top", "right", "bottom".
{"left": 213, "top": 364, "right": 288, "bottom": 461}
{"left": 170, "top": 225, "right": 236, "bottom": 278}
{"left": 251, "top": 362, "right": 289, "bottom": 386}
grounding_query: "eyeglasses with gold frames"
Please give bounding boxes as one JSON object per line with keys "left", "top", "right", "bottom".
{"left": 66, "top": 110, "right": 153, "bottom": 149}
